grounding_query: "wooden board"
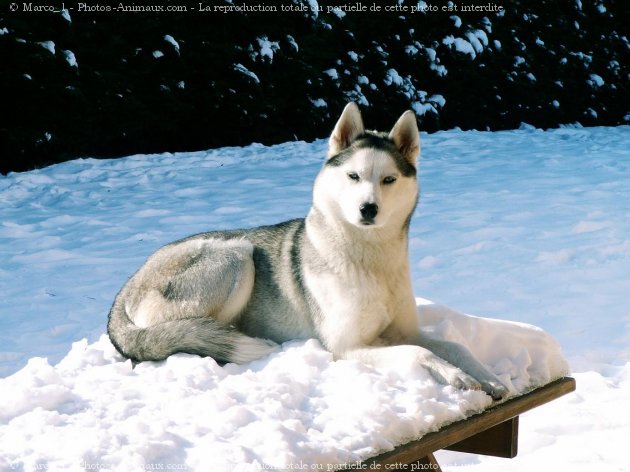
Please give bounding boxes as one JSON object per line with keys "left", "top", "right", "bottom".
{"left": 364, "top": 377, "right": 576, "bottom": 466}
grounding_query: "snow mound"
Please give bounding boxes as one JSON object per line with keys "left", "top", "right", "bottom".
{"left": 0, "top": 299, "right": 567, "bottom": 470}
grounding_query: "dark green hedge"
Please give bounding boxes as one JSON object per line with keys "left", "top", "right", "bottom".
{"left": 1, "top": 0, "right": 628, "bottom": 174}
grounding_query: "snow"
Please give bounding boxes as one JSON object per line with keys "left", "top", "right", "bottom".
{"left": 408, "top": 94, "right": 445, "bottom": 117}
{"left": 411, "top": 101, "right": 437, "bottom": 117}
{"left": 588, "top": 73, "right": 605, "bottom": 87}
{"left": 323, "top": 68, "right": 339, "bottom": 80}
{"left": 38, "top": 40, "right": 55, "bottom": 55}
{"left": 61, "top": 8, "right": 71, "bottom": 23}
{"left": 346, "top": 87, "right": 369, "bottom": 107}
{"left": 465, "top": 30, "right": 487, "bottom": 54}
{"left": 286, "top": 35, "right": 299, "bottom": 52}
{"left": 425, "top": 46, "right": 447, "bottom": 77}
{"left": 329, "top": 6, "right": 346, "bottom": 18}
{"left": 442, "top": 36, "right": 476, "bottom": 59}
{"left": 472, "top": 29, "right": 488, "bottom": 47}
{"left": 405, "top": 42, "right": 419, "bottom": 56}
{"left": 0, "top": 302, "right": 567, "bottom": 471}
{"left": 416, "top": 1, "right": 429, "bottom": 13}
{"left": 481, "top": 17, "right": 492, "bottom": 34}
{"left": 384, "top": 70, "right": 432, "bottom": 109}
{"left": 256, "top": 36, "right": 280, "bottom": 62}
{"left": 309, "top": 98, "right": 327, "bottom": 108}
{"left": 608, "top": 59, "right": 620, "bottom": 73}
{"left": 1, "top": 125, "right": 630, "bottom": 470}
{"left": 163, "top": 34, "right": 180, "bottom": 54}
{"left": 384, "top": 68, "right": 404, "bottom": 86}
{"left": 428, "top": 94, "right": 446, "bottom": 108}
{"left": 305, "top": 0, "right": 319, "bottom": 18}
{"left": 64, "top": 50, "right": 78, "bottom": 68}
{"left": 233, "top": 63, "right": 260, "bottom": 84}
{"left": 374, "top": 45, "right": 388, "bottom": 58}
{"left": 570, "top": 51, "right": 593, "bottom": 64}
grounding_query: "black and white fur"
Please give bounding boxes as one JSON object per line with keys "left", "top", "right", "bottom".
{"left": 108, "top": 103, "right": 508, "bottom": 399}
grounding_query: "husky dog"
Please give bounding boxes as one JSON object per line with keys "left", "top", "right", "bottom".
{"left": 108, "top": 103, "right": 508, "bottom": 399}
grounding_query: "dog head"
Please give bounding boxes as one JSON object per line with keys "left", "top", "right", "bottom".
{"left": 313, "top": 103, "right": 420, "bottom": 232}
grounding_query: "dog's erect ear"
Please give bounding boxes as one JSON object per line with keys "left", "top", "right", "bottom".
{"left": 389, "top": 110, "right": 420, "bottom": 166}
{"left": 328, "top": 102, "right": 364, "bottom": 158}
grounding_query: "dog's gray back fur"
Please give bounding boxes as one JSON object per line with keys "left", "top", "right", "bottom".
{"left": 108, "top": 219, "right": 316, "bottom": 363}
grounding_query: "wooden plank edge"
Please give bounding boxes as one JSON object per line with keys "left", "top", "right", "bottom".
{"left": 364, "top": 376, "right": 576, "bottom": 465}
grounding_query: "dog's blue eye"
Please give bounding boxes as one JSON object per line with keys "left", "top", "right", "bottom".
{"left": 383, "top": 176, "right": 397, "bottom": 185}
{"left": 348, "top": 172, "right": 360, "bottom": 182}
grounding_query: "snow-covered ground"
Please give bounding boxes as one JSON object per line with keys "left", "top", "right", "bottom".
{"left": 1, "top": 125, "right": 629, "bottom": 470}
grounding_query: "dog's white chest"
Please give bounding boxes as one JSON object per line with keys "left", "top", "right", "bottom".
{"left": 305, "top": 266, "right": 395, "bottom": 352}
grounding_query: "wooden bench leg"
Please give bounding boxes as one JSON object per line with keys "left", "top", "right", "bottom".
{"left": 445, "top": 416, "right": 519, "bottom": 458}
{"left": 411, "top": 452, "right": 442, "bottom": 471}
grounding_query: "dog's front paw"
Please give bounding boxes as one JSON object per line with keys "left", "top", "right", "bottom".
{"left": 480, "top": 379, "right": 509, "bottom": 401}
{"left": 424, "top": 356, "right": 482, "bottom": 392}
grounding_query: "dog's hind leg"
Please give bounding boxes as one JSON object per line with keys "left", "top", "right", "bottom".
{"left": 129, "top": 237, "right": 256, "bottom": 327}
{"left": 109, "top": 237, "right": 278, "bottom": 363}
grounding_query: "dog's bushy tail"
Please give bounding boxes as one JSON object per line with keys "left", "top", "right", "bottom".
{"left": 107, "top": 296, "right": 277, "bottom": 364}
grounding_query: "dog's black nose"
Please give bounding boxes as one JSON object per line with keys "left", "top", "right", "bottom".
{"left": 360, "top": 203, "right": 379, "bottom": 221}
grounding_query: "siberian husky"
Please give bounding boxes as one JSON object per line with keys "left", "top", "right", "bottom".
{"left": 108, "top": 103, "right": 508, "bottom": 399}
